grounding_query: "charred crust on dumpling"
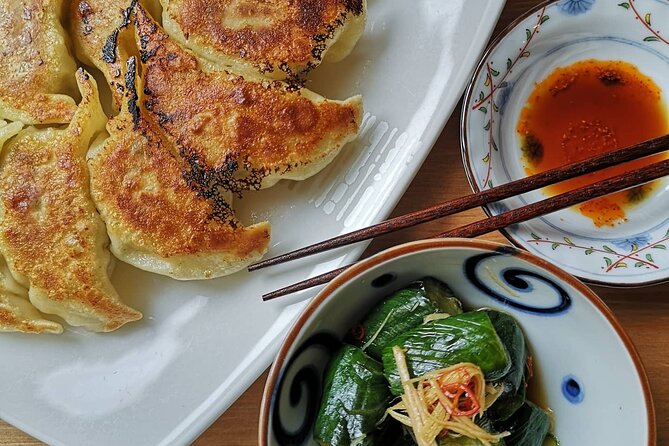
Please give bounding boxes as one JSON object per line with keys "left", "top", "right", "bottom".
{"left": 120, "top": 0, "right": 138, "bottom": 28}
{"left": 138, "top": 20, "right": 159, "bottom": 62}
{"left": 277, "top": 62, "right": 307, "bottom": 91}
{"left": 101, "top": 28, "right": 119, "bottom": 63}
{"left": 157, "top": 111, "right": 174, "bottom": 124}
{"left": 311, "top": 12, "right": 348, "bottom": 63}
{"left": 344, "top": 0, "right": 364, "bottom": 15}
{"left": 78, "top": 69, "right": 91, "bottom": 81}
{"left": 258, "top": 61, "right": 274, "bottom": 75}
{"left": 112, "top": 80, "right": 125, "bottom": 96}
{"left": 124, "top": 57, "right": 140, "bottom": 129}
{"left": 179, "top": 148, "right": 267, "bottom": 225}
{"left": 100, "top": 0, "right": 138, "bottom": 64}
{"left": 140, "top": 46, "right": 157, "bottom": 63}
{"left": 78, "top": 1, "right": 93, "bottom": 22}
{"left": 181, "top": 147, "right": 268, "bottom": 197}
{"left": 78, "top": 1, "right": 94, "bottom": 34}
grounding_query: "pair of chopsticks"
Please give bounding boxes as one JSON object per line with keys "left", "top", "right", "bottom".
{"left": 252, "top": 134, "right": 669, "bottom": 301}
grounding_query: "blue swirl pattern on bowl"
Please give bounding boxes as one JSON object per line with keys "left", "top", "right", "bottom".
{"left": 465, "top": 251, "right": 572, "bottom": 315}
{"left": 271, "top": 333, "right": 340, "bottom": 445}
{"left": 562, "top": 374, "right": 585, "bottom": 404}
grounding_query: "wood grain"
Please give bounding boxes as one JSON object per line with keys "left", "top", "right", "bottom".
{"left": 2, "top": 0, "right": 668, "bottom": 444}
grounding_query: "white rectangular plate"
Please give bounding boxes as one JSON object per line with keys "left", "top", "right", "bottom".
{"left": 0, "top": 1, "right": 505, "bottom": 444}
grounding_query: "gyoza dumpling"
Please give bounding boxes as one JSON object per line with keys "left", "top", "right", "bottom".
{"left": 72, "top": 2, "right": 362, "bottom": 190}
{"left": 88, "top": 57, "right": 270, "bottom": 279}
{"left": 0, "top": 121, "right": 62, "bottom": 334}
{"left": 159, "top": 0, "right": 367, "bottom": 79}
{"left": 0, "top": 70, "right": 142, "bottom": 332}
{"left": 135, "top": 6, "right": 362, "bottom": 190}
{"left": 73, "top": 2, "right": 361, "bottom": 280}
{"left": 0, "top": 257, "right": 62, "bottom": 334}
{"left": 0, "top": 0, "right": 78, "bottom": 124}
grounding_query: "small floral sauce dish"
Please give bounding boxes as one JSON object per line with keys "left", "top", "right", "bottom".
{"left": 462, "top": 0, "right": 669, "bottom": 286}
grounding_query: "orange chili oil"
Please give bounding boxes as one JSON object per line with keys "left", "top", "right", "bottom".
{"left": 516, "top": 59, "right": 669, "bottom": 227}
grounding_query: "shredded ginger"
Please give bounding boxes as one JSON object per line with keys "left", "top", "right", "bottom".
{"left": 387, "top": 346, "right": 509, "bottom": 446}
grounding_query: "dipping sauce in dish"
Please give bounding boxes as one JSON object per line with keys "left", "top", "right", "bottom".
{"left": 516, "top": 59, "right": 669, "bottom": 227}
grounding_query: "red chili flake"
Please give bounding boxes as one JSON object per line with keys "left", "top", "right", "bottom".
{"left": 350, "top": 324, "right": 365, "bottom": 341}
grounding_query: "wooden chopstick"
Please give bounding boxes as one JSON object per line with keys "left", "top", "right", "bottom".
{"left": 262, "top": 146, "right": 669, "bottom": 301}
{"left": 250, "top": 134, "right": 669, "bottom": 272}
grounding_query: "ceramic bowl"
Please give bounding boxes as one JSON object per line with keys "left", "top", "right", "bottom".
{"left": 461, "top": 0, "right": 669, "bottom": 286}
{"left": 259, "top": 238, "right": 655, "bottom": 445}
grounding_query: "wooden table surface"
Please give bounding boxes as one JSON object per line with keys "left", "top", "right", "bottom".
{"left": 2, "top": 0, "right": 668, "bottom": 444}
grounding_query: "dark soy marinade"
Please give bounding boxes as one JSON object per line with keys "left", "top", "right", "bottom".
{"left": 516, "top": 59, "right": 669, "bottom": 227}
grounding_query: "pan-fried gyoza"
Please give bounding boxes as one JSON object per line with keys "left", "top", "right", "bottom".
{"left": 0, "top": 121, "right": 63, "bottom": 334}
{"left": 75, "top": 2, "right": 361, "bottom": 279}
{"left": 2, "top": 0, "right": 364, "bottom": 332}
{"left": 0, "top": 0, "right": 78, "bottom": 124}
{"left": 135, "top": 6, "right": 362, "bottom": 189}
{"left": 159, "top": 0, "right": 366, "bottom": 79}
{"left": 87, "top": 57, "right": 271, "bottom": 279}
{"left": 0, "top": 71, "right": 141, "bottom": 332}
